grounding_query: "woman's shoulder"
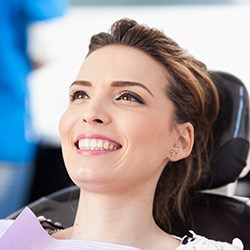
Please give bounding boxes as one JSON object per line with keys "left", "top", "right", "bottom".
{"left": 0, "top": 208, "right": 139, "bottom": 250}
{"left": 0, "top": 211, "right": 244, "bottom": 250}
{"left": 177, "top": 231, "right": 244, "bottom": 250}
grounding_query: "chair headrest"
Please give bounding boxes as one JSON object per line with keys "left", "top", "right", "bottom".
{"left": 199, "top": 71, "right": 250, "bottom": 189}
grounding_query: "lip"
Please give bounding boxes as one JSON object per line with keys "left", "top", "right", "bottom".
{"left": 74, "top": 133, "right": 122, "bottom": 155}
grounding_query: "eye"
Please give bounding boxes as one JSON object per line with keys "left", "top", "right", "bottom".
{"left": 70, "top": 90, "right": 89, "bottom": 102}
{"left": 116, "top": 91, "right": 145, "bottom": 105}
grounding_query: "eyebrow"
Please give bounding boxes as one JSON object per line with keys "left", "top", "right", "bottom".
{"left": 70, "top": 80, "right": 91, "bottom": 88}
{"left": 70, "top": 80, "right": 154, "bottom": 96}
{"left": 111, "top": 81, "right": 153, "bottom": 96}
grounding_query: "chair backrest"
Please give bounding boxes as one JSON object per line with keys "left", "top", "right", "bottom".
{"left": 8, "top": 71, "right": 250, "bottom": 248}
{"left": 199, "top": 71, "right": 250, "bottom": 189}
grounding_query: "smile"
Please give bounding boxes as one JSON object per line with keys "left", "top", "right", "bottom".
{"left": 76, "top": 138, "right": 122, "bottom": 151}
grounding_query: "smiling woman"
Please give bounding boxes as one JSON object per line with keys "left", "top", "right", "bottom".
{"left": 0, "top": 18, "right": 244, "bottom": 250}
{"left": 60, "top": 44, "right": 182, "bottom": 199}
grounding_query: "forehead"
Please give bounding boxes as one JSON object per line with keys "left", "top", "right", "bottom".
{"left": 77, "top": 45, "right": 167, "bottom": 88}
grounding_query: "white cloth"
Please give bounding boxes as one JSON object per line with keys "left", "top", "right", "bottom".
{"left": 176, "top": 231, "right": 243, "bottom": 250}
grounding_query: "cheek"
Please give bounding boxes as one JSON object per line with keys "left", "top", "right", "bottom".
{"left": 136, "top": 117, "right": 175, "bottom": 157}
{"left": 123, "top": 112, "right": 172, "bottom": 151}
{"left": 59, "top": 110, "right": 75, "bottom": 142}
{"left": 120, "top": 113, "right": 148, "bottom": 140}
{"left": 58, "top": 111, "right": 76, "bottom": 169}
{"left": 58, "top": 112, "right": 68, "bottom": 139}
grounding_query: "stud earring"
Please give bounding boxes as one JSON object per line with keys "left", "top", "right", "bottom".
{"left": 169, "top": 150, "right": 178, "bottom": 158}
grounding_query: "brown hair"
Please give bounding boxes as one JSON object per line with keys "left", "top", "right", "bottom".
{"left": 87, "top": 18, "right": 219, "bottom": 232}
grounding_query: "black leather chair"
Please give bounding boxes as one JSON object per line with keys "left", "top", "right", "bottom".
{"left": 8, "top": 71, "right": 250, "bottom": 248}
{"left": 199, "top": 71, "right": 249, "bottom": 190}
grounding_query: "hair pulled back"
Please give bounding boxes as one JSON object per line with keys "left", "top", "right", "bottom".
{"left": 87, "top": 18, "right": 219, "bottom": 232}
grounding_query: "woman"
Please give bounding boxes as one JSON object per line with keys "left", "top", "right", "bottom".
{"left": 0, "top": 18, "right": 243, "bottom": 249}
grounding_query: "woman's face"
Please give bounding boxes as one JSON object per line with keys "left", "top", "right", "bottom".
{"left": 59, "top": 45, "right": 181, "bottom": 193}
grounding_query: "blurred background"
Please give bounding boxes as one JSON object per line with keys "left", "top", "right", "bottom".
{"left": 29, "top": 0, "right": 250, "bottom": 145}
{"left": 1, "top": 0, "right": 250, "bottom": 217}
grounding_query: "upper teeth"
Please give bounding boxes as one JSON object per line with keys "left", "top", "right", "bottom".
{"left": 78, "top": 139, "right": 120, "bottom": 151}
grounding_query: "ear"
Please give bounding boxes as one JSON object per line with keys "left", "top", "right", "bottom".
{"left": 170, "top": 122, "right": 194, "bottom": 162}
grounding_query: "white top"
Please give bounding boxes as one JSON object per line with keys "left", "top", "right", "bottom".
{"left": 0, "top": 207, "right": 244, "bottom": 250}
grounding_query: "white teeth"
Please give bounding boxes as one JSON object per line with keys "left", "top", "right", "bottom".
{"left": 77, "top": 139, "right": 120, "bottom": 151}
{"left": 97, "top": 140, "right": 103, "bottom": 148}
{"left": 103, "top": 141, "right": 109, "bottom": 150}
{"left": 83, "top": 139, "right": 90, "bottom": 147}
{"left": 90, "top": 140, "right": 97, "bottom": 148}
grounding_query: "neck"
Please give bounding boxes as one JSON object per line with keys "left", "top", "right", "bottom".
{"left": 70, "top": 185, "right": 165, "bottom": 248}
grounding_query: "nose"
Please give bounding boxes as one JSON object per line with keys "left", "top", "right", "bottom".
{"left": 83, "top": 117, "right": 103, "bottom": 124}
{"left": 81, "top": 102, "right": 111, "bottom": 125}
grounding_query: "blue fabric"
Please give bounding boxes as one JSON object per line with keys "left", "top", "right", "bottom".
{"left": 0, "top": 0, "right": 68, "bottom": 163}
{"left": 0, "top": 163, "right": 34, "bottom": 218}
